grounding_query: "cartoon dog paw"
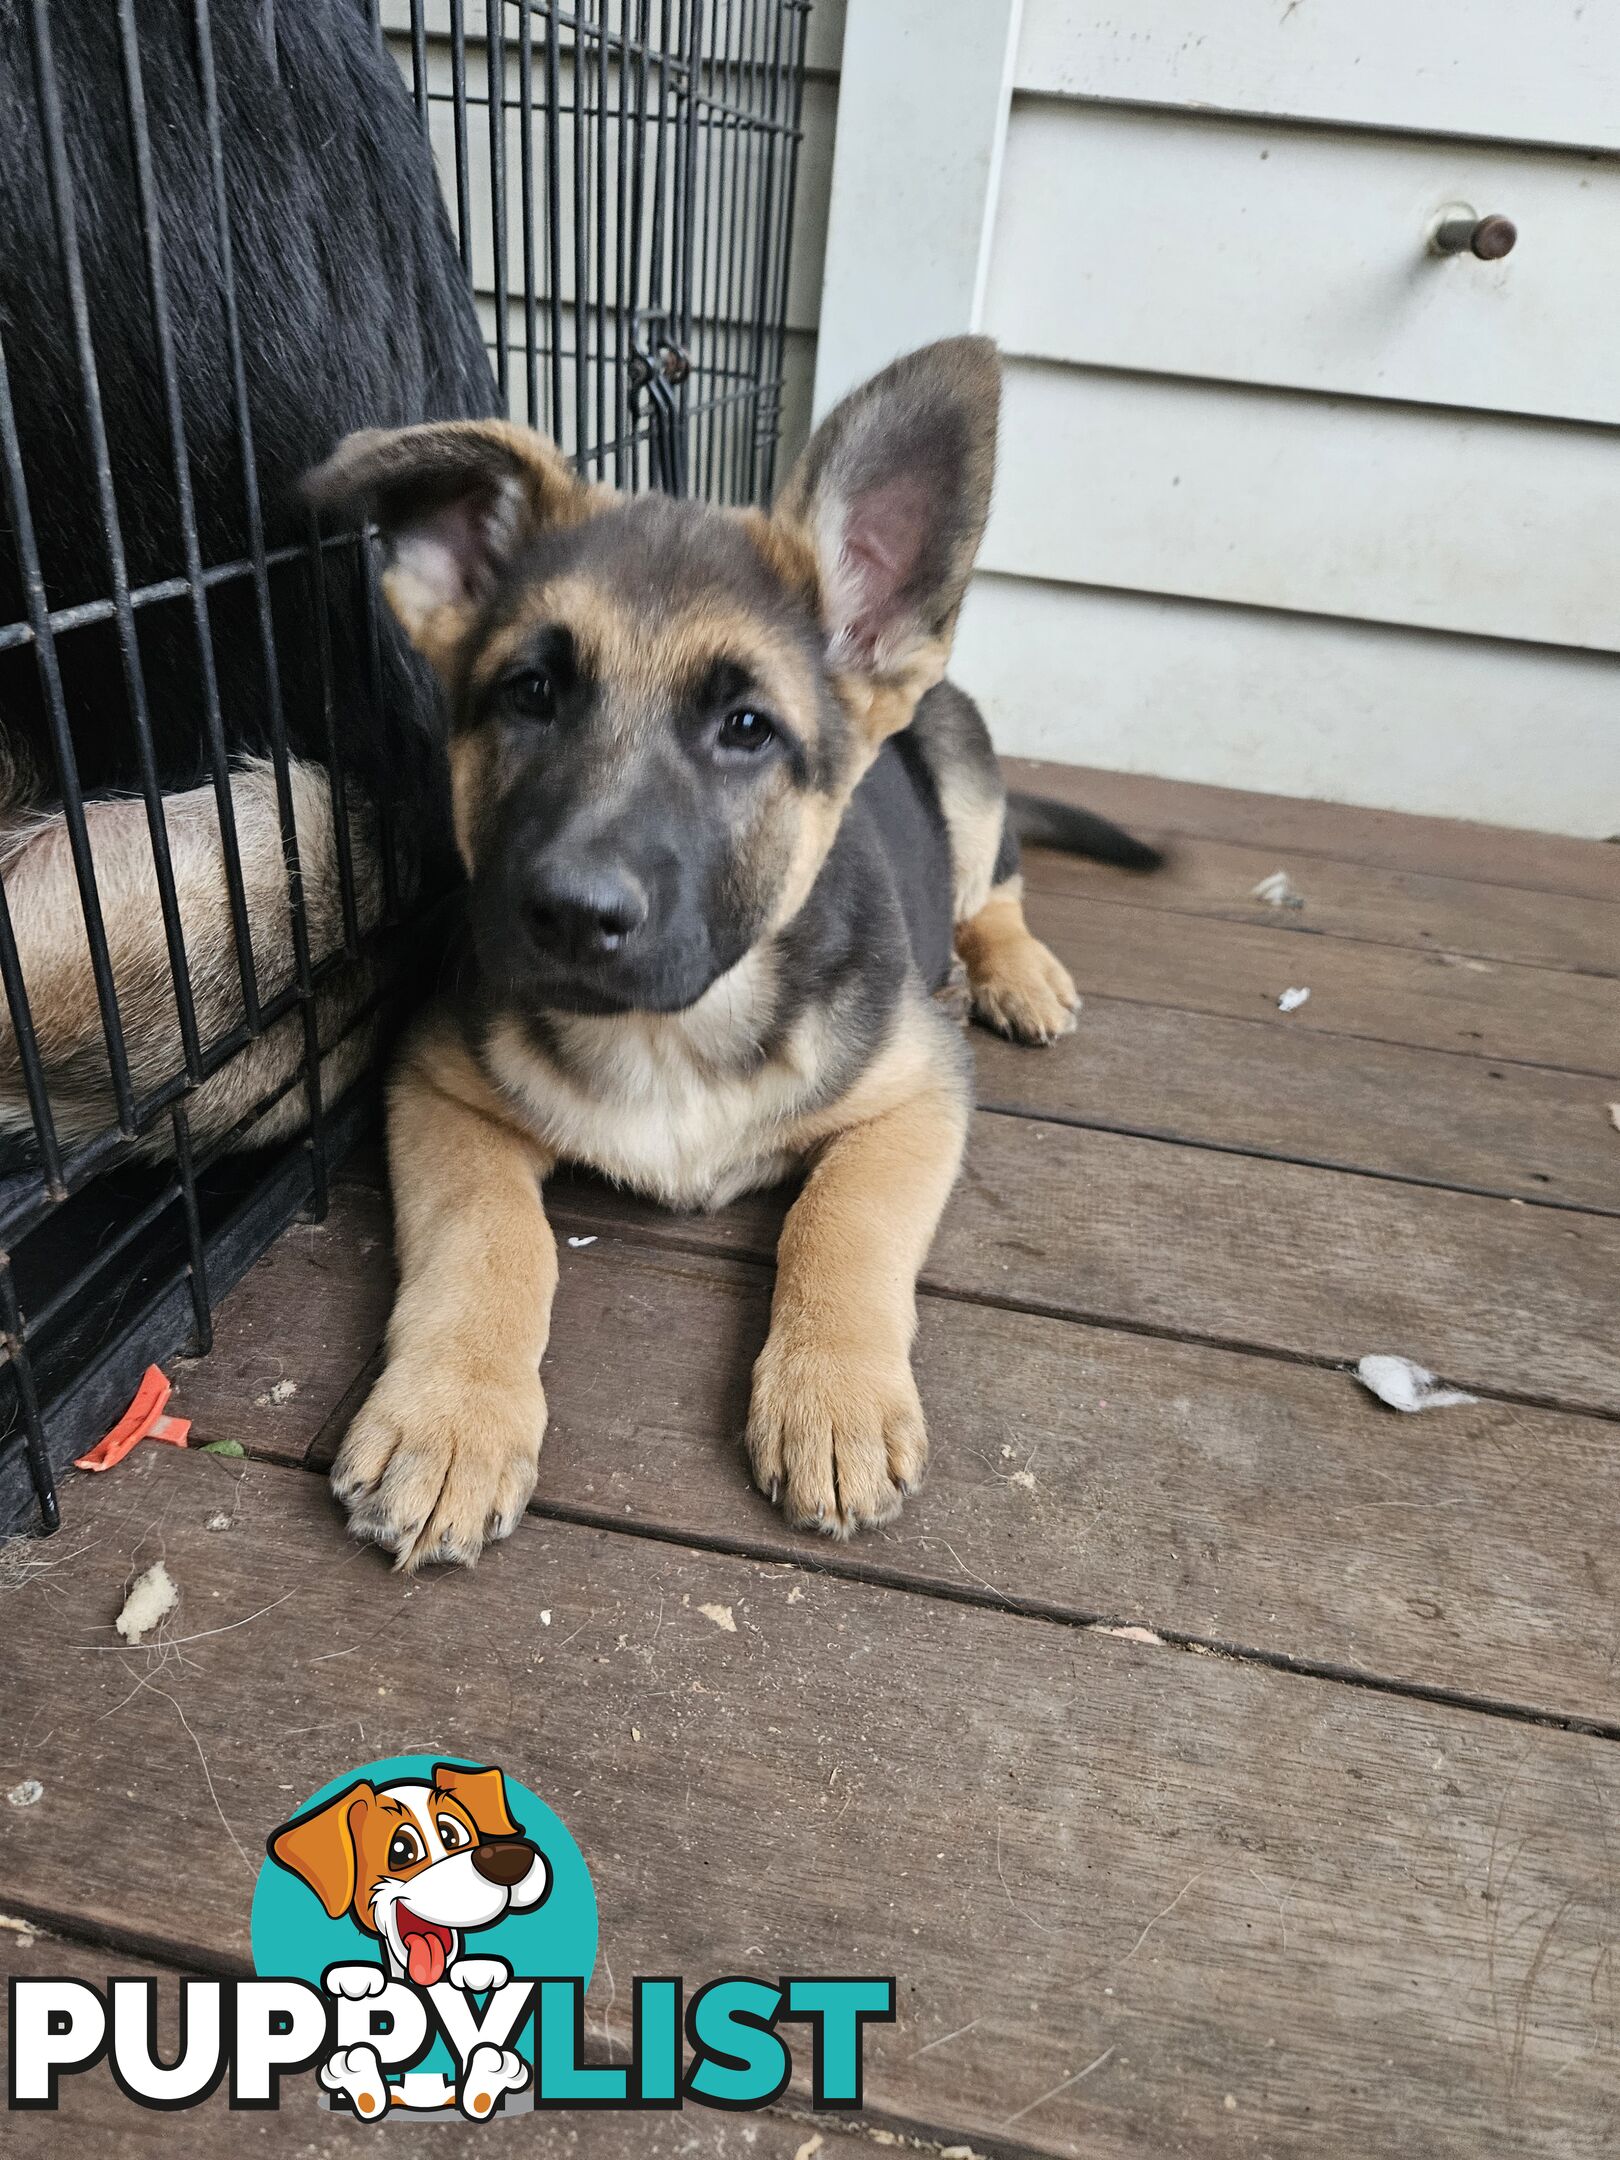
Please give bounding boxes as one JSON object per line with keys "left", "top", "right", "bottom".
{"left": 448, "top": 1954, "right": 511, "bottom": 1994}
{"left": 457, "top": 2043, "right": 528, "bottom": 2119}
{"left": 320, "top": 2043, "right": 391, "bottom": 2121}
{"left": 324, "top": 1963, "right": 388, "bottom": 2001}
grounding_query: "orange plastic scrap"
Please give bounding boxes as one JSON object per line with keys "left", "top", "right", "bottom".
{"left": 73, "top": 1364, "right": 192, "bottom": 1472}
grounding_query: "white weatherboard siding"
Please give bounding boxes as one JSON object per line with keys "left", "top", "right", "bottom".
{"left": 1015, "top": 0, "right": 1620, "bottom": 153}
{"left": 986, "top": 362, "right": 1620, "bottom": 654}
{"left": 954, "top": 576, "right": 1620, "bottom": 836}
{"left": 817, "top": 0, "right": 1618, "bottom": 832}
{"left": 987, "top": 102, "right": 1620, "bottom": 427}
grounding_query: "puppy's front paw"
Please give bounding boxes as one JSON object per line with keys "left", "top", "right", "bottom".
{"left": 448, "top": 1955, "right": 510, "bottom": 1994}
{"left": 970, "top": 932, "right": 1079, "bottom": 1046}
{"left": 746, "top": 1337, "right": 927, "bottom": 1537}
{"left": 331, "top": 1357, "right": 545, "bottom": 1572}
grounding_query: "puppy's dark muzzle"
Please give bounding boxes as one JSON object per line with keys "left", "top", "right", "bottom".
{"left": 471, "top": 1838, "right": 539, "bottom": 1886}
{"left": 525, "top": 855, "right": 648, "bottom": 960}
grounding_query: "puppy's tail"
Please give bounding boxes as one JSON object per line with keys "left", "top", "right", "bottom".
{"left": 1007, "top": 792, "right": 1163, "bottom": 872}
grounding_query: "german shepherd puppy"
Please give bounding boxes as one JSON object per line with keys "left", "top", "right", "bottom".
{"left": 307, "top": 337, "right": 1151, "bottom": 1570}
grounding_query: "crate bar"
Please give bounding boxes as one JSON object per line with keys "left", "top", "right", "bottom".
{"left": 612, "top": 0, "right": 638, "bottom": 487}
{"left": 447, "top": 0, "right": 476, "bottom": 275}
{"left": 593, "top": 2, "right": 611, "bottom": 477}
{"left": 0, "top": 1259, "right": 58, "bottom": 1531}
{"left": 624, "top": 0, "right": 657, "bottom": 493}
{"left": 571, "top": 1, "right": 590, "bottom": 466}
{"left": 744, "top": 0, "right": 787, "bottom": 500}
{"left": 355, "top": 537, "right": 404, "bottom": 924}
{"left": 487, "top": 0, "right": 511, "bottom": 410}
{"left": 543, "top": 0, "right": 567, "bottom": 443}
{"left": 0, "top": 343, "right": 136, "bottom": 1139}
{"left": 408, "top": 0, "right": 431, "bottom": 131}
{"left": 29, "top": 0, "right": 207, "bottom": 1091}
{"left": 303, "top": 510, "right": 364, "bottom": 956}
{"left": 696, "top": 5, "right": 721, "bottom": 498}
{"left": 191, "top": 0, "right": 329, "bottom": 1217}
{"left": 517, "top": 0, "right": 541, "bottom": 429}
{"left": 113, "top": 0, "right": 263, "bottom": 1030}
{"left": 0, "top": 875, "right": 62, "bottom": 1195}
{"left": 0, "top": 529, "right": 366, "bottom": 656}
{"left": 168, "top": 1102, "right": 213, "bottom": 1354}
{"left": 671, "top": 0, "right": 701, "bottom": 491}
{"left": 758, "top": 1, "right": 808, "bottom": 501}
{"left": 734, "top": 0, "right": 769, "bottom": 502}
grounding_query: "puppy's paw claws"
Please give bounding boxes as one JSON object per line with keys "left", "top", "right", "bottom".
{"left": 969, "top": 935, "right": 1080, "bottom": 1046}
{"left": 331, "top": 1361, "right": 544, "bottom": 1572}
{"left": 747, "top": 1339, "right": 926, "bottom": 1537}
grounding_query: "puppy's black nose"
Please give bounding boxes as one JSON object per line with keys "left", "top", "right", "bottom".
{"left": 525, "top": 857, "right": 647, "bottom": 957}
{"left": 471, "top": 1839, "right": 536, "bottom": 1886}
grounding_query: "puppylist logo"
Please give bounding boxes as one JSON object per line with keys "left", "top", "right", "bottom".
{"left": 7, "top": 1753, "right": 894, "bottom": 2121}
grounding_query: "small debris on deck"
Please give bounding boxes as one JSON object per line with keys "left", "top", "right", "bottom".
{"left": 1355, "top": 1355, "right": 1478, "bottom": 1414}
{"left": 1608, "top": 1102, "right": 1620, "bottom": 1134}
{"left": 253, "top": 1378, "right": 299, "bottom": 1407}
{"left": 7, "top": 1779, "right": 43, "bottom": 1809}
{"left": 567, "top": 1235, "right": 598, "bottom": 1247}
{"left": 1277, "top": 986, "right": 1311, "bottom": 1013}
{"left": 1252, "top": 869, "right": 1304, "bottom": 909}
{"left": 697, "top": 1602, "right": 737, "bottom": 1633}
{"left": 115, "top": 1559, "right": 179, "bottom": 1643}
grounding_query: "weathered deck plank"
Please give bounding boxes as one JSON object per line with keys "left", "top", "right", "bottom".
{"left": 539, "top": 1119, "right": 1620, "bottom": 1415}
{"left": 1016, "top": 833, "right": 1620, "bottom": 977}
{"left": 3, "top": 1447, "right": 1616, "bottom": 2160}
{"left": 1007, "top": 759, "right": 1620, "bottom": 902}
{"left": 1021, "top": 887, "right": 1620, "bottom": 1072}
{"left": 972, "top": 995, "right": 1620, "bottom": 1211}
{"left": 176, "top": 1234, "right": 1620, "bottom": 1730}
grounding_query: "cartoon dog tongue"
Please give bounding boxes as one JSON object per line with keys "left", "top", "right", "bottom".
{"left": 403, "top": 1923, "right": 447, "bottom": 1986}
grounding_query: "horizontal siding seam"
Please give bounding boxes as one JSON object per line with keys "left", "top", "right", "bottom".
{"left": 967, "top": 565, "right": 1620, "bottom": 667}
{"left": 1001, "top": 83, "right": 1620, "bottom": 164}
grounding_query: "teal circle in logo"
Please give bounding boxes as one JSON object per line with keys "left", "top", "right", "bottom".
{"left": 251, "top": 1753, "right": 596, "bottom": 2103}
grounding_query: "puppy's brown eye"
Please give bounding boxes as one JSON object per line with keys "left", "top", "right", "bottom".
{"left": 387, "top": 1828, "right": 423, "bottom": 1870}
{"left": 436, "top": 1815, "right": 469, "bottom": 1850}
{"left": 717, "top": 708, "right": 773, "bottom": 753}
{"left": 507, "top": 669, "right": 555, "bottom": 722}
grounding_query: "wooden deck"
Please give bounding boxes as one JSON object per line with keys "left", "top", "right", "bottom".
{"left": 4, "top": 762, "right": 1618, "bottom": 2157}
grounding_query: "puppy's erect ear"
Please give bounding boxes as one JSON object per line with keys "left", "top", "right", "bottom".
{"left": 432, "top": 1761, "right": 521, "bottom": 1841}
{"left": 303, "top": 420, "right": 592, "bottom": 679}
{"left": 772, "top": 337, "right": 999, "bottom": 730}
{"left": 267, "top": 1781, "right": 377, "bottom": 1921}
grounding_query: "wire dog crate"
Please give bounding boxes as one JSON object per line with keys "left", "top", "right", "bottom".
{"left": 0, "top": 0, "right": 810, "bottom": 1535}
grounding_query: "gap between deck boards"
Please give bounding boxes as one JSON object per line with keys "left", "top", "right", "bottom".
{"left": 170, "top": 1181, "right": 1620, "bottom": 1735}
{"left": 9, "top": 1446, "right": 1620, "bottom": 2160}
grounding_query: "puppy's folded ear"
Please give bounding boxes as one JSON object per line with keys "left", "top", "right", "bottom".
{"left": 772, "top": 336, "right": 999, "bottom": 732}
{"left": 303, "top": 420, "right": 593, "bottom": 679}
{"left": 268, "top": 1780, "right": 376, "bottom": 1920}
{"left": 432, "top": 1760, "right": 521, "bottom": 1841}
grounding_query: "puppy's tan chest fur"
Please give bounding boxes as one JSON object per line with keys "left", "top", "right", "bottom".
{"left": 484, "top": 962, "right": 830, "bottom": 1210}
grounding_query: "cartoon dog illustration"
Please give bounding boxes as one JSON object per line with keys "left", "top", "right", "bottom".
{"left": 268, "top": 1761, "right": 550, "bottom": 2119}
